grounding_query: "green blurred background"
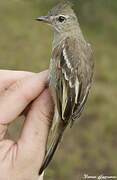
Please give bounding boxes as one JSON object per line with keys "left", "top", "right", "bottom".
{"left": 0, "top": 0, "right": 117, "bottom": 179}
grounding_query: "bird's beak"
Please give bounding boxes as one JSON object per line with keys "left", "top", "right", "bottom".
{"left": 35, "top": 16, "right": 52, "bottom": 25}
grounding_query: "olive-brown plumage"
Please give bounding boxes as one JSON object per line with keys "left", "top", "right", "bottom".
{"left": 36, "top": 1, "right": 94, "bottom": 175}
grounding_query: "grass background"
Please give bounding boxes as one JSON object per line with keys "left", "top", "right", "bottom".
{"left": 0, "top": 0, "right": 117, "bottom": 179}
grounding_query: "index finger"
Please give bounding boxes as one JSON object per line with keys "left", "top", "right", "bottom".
{"left": 0, "top": 70, "right": 34, "bottom": 94}
{"left": 0, "top": 70, "right": 49, "bottom": 125}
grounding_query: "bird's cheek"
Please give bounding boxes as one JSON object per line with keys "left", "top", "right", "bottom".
{"left": 48, "top": 24, "right": 55, "bottom": 31}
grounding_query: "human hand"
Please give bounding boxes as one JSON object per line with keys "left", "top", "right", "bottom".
{"left": 0, "top": 70, "right": 54, "bottom": 180}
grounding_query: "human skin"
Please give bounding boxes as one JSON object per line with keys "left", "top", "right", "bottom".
{"left": 0, "top": 70, "right": 54, "bottom": 180}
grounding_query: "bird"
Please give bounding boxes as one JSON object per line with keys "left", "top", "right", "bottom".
{"left": 35, "top": 1, "right": 94, "bottom": 175}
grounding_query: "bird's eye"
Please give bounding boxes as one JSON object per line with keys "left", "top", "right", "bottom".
{"left": 58, "top": 16, "right": 66, "bottom": 23}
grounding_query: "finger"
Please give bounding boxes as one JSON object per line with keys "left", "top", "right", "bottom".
{"left": 0, "top": 70, "right": 49, "bottom": 125}
{"left": 0, "top": 70, "right": 34, "bottom": 94}
{"left": 18, "top": 89, "right": 54, "bottom": 167}
{"left": 0, "top": 70, "right": 34, "bottom": 82}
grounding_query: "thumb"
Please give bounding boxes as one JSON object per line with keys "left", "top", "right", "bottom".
{"left": 18, "top": 89, "right": 54, "bottom": 167}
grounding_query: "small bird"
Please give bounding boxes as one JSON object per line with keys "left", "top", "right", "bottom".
{"left": 36, "top": 1, "right": 94, "bottom": 175}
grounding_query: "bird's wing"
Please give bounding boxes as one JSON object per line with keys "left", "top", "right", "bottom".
{"left": 53, "top": 37, "right": 93, "bottom": 125}
{"left": 51, "top": 37, "right": 77, "bottom": 124}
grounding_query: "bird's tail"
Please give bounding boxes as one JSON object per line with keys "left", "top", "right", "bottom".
{"left": 39, "top": 123, "right": 65, "bottom": 175}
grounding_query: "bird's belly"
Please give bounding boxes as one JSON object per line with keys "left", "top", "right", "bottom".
{"left": 49, "top": 58, "right": 58, "bottom": 101}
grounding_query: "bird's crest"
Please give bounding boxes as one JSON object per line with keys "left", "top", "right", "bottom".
{"left": 56, "top": 1, "right": 73, "bottom": 8}
{"left": 48, "top": 1, "right": 74, "bottom": 16}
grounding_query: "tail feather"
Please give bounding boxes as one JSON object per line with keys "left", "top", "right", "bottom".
{"left": 39, "top": 129, "right": 63, "bottom": 175}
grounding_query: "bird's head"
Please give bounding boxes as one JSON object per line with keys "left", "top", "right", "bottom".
{"left": 35, "top": 2, "right": 78, "bottom": 34}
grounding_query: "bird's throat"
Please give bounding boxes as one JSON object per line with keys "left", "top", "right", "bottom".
{"left": 53, "top": 32, "right": 64, "bottom": 49}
